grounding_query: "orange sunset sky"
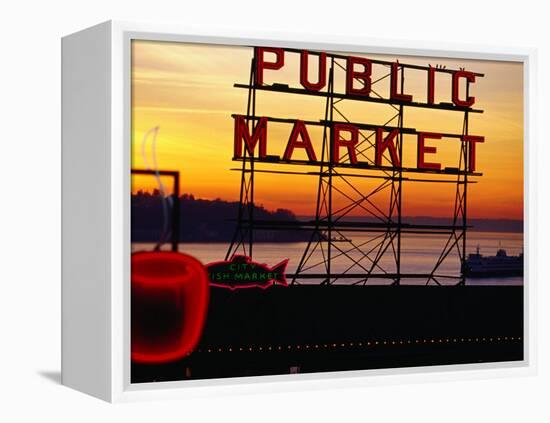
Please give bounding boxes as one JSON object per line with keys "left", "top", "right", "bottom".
{"left": 131, "top": 40, "right": 524, "bottom": 220}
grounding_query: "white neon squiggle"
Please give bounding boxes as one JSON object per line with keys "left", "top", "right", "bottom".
{"left": 141, "top": 126, "right": 172, "bottom": 250}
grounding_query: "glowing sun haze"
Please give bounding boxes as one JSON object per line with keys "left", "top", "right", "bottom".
{"left": 131, "top": 40, "right": 523, "bottom": 220}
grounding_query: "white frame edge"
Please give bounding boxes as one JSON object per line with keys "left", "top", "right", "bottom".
{"left": 62, "top": 21, "right": 113, "bottom": 401}
{"left": 62, "top": 19, "right": 538, "bottom": 403}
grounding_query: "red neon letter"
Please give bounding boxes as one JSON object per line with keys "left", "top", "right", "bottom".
{"left": 234, "top": 115, "right": 268, "bottom": 158}
{"left": 300, "top": 51, "right": 327, "bottom": 91}
{"left": 332, "top": 123, "right": 359, "bottom": 165}
{"left": 452, "top": 70, "right": 476, "bottom": 107}
{"left": 417, "top": 132, "right": 442, "bottom": 170}
{"left": 283, "top": 120, "right": 318, "bottom": 161}
{"left": 462, "top": 135, "right": 485, "bottom": 172}
{"left": 427, "top": 66, "right": 436, "bottom": 104}
{"left": 346, "top": 56, "right": 372, "bottom": 96}
{"left": 390, "top": 62, "right": 413, "bottom": 102}
{"left": 375, "top": 128, "right": 401, "bottom": 168}
{"left": 255, "top": 47, "right": 285, "bottom": 86}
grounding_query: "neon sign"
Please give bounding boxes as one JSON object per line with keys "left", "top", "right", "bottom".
{"left": 207, "top": 255, "right": 288, "bottom": 290}
{"left": 131, "top": 251, "right": 210, "bottom": 363}
{"left": 233, "top": 48, "right": 485, "bottom": 172}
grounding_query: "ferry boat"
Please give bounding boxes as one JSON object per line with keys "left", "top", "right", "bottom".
{"left": 462, "top": 246, "right": 523, "bottom": 277}
{"left": 319, "top": 233, "right": 353, "bottom": 243}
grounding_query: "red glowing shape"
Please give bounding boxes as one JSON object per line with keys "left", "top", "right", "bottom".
{"left": 131, "top": 251, "right": 209, "bottom": 364}
{"left": 207, "top": 255, "right": 288, "bottom": 290}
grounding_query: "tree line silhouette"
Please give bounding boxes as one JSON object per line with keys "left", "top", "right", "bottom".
{"left": 131, "top": 190, "right": 310, "bottom": 243}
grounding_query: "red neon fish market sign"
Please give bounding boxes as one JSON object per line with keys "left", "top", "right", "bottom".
{"left": 207, "top": 255, "right": 289, "bottom": 290}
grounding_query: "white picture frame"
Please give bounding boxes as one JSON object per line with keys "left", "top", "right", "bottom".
{"left": 61, "top": 20, "right": 537, "bottom": 402}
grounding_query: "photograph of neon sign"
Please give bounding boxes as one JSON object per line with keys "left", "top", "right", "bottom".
{"left": 130, "top": 41, "right": 524, "bottom": 383}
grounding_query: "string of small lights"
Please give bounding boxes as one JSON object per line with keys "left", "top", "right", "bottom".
{"left": 195, "top": 336, "right": 521, "bottom": 354}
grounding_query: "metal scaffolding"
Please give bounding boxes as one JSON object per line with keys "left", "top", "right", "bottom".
{"left": 226, "top": 47, "right": 483, "bottom": 286}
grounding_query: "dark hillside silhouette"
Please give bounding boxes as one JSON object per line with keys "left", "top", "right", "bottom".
{"left": 132, "top": 191, "right": 523, "bottom": 244}
{"left": 131, "top": 191, "right": 310, "bottom": 243}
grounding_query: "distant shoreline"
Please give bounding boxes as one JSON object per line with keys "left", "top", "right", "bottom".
{"left": 132, "top": 227, "right": 523, "bottom": 247}
{"left": 131, "top": 193, "right": 523, "bottom": 244}
{"left": 297, "top": 216, "right": 524, "bottom": 233}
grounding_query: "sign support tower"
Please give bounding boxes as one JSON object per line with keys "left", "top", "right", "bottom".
{"left": 227, "top": 48, "right": 482, "bottom": 286}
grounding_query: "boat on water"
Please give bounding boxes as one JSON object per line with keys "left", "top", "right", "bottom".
{"left": 319, "top": 234, "right": 353, "bottom": 242}
{"left": 462, "top": 246, "right": 523, "bottom": 277}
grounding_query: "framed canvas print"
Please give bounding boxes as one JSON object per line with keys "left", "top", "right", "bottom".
{"left": 61, "top": 21, "right": 537, "bottom": 402}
